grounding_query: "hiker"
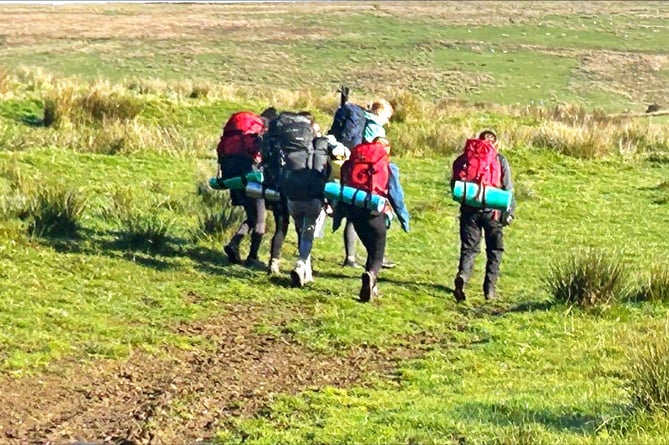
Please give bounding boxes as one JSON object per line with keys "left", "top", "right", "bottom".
{"left": 281, "top": 115, "right": 331, "bottom": 287}
{"left": 329, "top": 95, "right": 397, "bottom": 269}
{"left": 340, "top": 136, "right": 409, "bottom": 302}
{"left": 261, "top": 110, "right": 318, "bottom": 277}
{"left": 219, "top": 107, "right": 278, "bottom": 268}
{"left": 450, "top": 130, "right": 515, "bottom": 302}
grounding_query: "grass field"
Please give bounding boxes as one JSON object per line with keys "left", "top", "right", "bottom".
{"left": 1, "top": 2, "right": 669, "bottom": 444}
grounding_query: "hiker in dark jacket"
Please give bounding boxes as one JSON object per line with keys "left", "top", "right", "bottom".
{"left": 451, "top": 130, "right": 515, "bottom": 302}
{"left": 286, "top": 118, "right": 331, "bottom": 287}
{"left": 221, "top": 107, "right": 278, "bottom": 269}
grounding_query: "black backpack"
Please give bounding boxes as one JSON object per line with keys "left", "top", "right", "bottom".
{"left": 280, "top": 136, "right": 330, "bottom": 201}
{"left": 261, "top": 112, "right": 312, "bottom": 188}
{"left": 262, "top": 112, "right": 328, "bottom": 201}
{"left": 328, "top": 86, "right": 368, "bottom": 149}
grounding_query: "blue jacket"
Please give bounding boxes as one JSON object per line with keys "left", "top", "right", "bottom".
{"left": 388, "top": 163, "right": 410, "bottom": 232}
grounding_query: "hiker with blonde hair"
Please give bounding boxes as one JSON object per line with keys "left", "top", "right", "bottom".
{"left": 341, "top": 98, "right": 399, "bottom": 269}
{"left": 340, "top": 136, "right": 409, "bottom": 302}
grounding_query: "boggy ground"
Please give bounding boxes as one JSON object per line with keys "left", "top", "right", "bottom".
{"left": 0, "top": 301, "right": 434, "bottom": 445}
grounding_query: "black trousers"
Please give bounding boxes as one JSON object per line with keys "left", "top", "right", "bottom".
{"left": 457, "top": 209, "right": 504, "bottom": 292}
{"left": 347, "top": 206, "right": 387, "bottom": 275}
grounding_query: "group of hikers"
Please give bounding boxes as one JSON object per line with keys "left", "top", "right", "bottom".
{"left": 213, "top": 87, "right": 515, "bottom": 303}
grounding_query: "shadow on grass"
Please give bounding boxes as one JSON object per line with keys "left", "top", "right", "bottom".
{"left": 316, "top": 270, "right": 455, "bottom": 295}
{"left": 35, "top": 228, "right": 261, "bottom": 279}
{"left": 457, "top": 401, "right": 612, "bottom": 436}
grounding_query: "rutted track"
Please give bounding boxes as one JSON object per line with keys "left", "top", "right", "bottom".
{"left": 0, "top": 302, "right": 435, "bottom": 444}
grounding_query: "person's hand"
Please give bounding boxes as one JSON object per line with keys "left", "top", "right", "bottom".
{"left": 502, "top": 213, "right": 514, "bottom": 226}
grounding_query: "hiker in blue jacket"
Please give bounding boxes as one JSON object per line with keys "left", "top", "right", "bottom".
{"left": 342, "top": 99, "right": 399, "bottom": 269}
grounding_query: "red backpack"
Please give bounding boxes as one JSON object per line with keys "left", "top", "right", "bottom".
{"left": 217, "top": 111, "right": 266, "bottom": 162}
{"left": 454, "top": 138, "right": 501, "bottom": 188}
{"left": 343, "top": 141, "right": 390, "bottom": 196}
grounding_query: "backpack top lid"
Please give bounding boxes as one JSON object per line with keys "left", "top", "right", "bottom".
{"left": 218, "top": 111, "right": 266, "bottom": 161}
{"left": 458, "top": 138, "right": 501, "bottom": 187}
{"left": 223, "top": 111, "right": 265, "bottom": 135}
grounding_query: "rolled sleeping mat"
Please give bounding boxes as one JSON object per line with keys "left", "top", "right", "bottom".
{"left": 208, "top": 171, "right": 264, "bottom": 191}
{"left": 451, "top": 180, "right": 512, "bottom": 211}
{"left": 245, "top": 182, "right": 281, "bottom": 202}
{"left": 323, "top": 182, "right": 386, "bottom": 214}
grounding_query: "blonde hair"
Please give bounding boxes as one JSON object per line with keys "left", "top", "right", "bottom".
{"left": 370, "top": 99, "right": 393, "bottom": 117}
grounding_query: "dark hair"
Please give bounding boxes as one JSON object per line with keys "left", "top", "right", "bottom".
{"left": 298, "top": 110, "right": 314, "bottom": 124}
{"left": 260, "top": 107, "right": 279, "bottom": 121}
{"left": 478, "top": 130, "right": 497, "bottom": 141}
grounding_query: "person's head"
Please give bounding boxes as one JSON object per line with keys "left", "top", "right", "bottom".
{"left": 298, "top": 111, "right": 321, "bottom": 136}
{"left": 260, "top": 107, "right": 279, "bottom": 128}
{"left": 260, "top": 107, "right": 279, "bottom": 121}
{"left": 478, "top": 130, "right": 497, "bottom": 143}
{"left": 370, "top": 99, "right": 394, "bottom": 125}
{"left": 373, "top": 136, "right": 391, "bottom": 154}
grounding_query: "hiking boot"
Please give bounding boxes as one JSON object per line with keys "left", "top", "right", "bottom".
{"left": 342, "top": 257, "right": 361, "bottom": 268}
{"left": 484, "top": 286, "right": 496, "bottom": 301}
{"left": 224, "top": 244, "right": 242, "bottom": 264}
{"left": 268, "top": 258, "right": 281, "bottom": 276}
{"left": 359, "top": 271, "right": 378, "bottom": 303}
{"left": 244, "top": 257, "right": 267, "bottom": 271}
{"left": 291, "top": 260, "right": 307, "bottom": 288}
{"left": 381, "top": 258, "right": 396, "bottom": 269}
{"left": 453, "top": 276, "right": 466, "bottom": 303}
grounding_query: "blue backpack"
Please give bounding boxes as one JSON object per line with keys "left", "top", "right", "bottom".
{"left": 328, "top": 86, "right": 367, "bottom": 149}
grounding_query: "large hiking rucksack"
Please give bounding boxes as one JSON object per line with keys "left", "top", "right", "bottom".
{"left": 328, "top": 86, "right": 367, "bottom": 149}
{"left": 343, "top": 140, "right": 390, "bottom": 197}
{"left": 281, "top": 136, "right": 330, "bottom": 201}
{"left": 217, "top": 111, "right": 265, "bottom": 163}
{"left": 262, "top": 112, "right": 326, "bottom": 201}
{"left": 454, "top": 138, "right": 502, "bottom": 188}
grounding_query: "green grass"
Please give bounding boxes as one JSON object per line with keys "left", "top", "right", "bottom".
{"left": 2, "top": 3, "right": 668, "bottom": 110}
{"left": 2, "top": 2, "right": 669, "bottom": 443}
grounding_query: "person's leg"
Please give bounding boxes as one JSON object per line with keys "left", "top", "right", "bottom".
{"left": 287, "top": 199, "right": 304, "bottom": 286}
{"left": 225, "top": 193, "right": 253, "bottom": 264}
{"left": 350, "top": 210, "right": 386, "bottom": 302}
{"left": 454, "top": 210, "right": 482, "bottom": 302}
{"left": 268, "top": 198, "right": 290, "bottom": 274}
{"left": 482, "top": 212, "right": 504, "bottom": 300}
{"left": 342, "top": 219, "right": 359, "bottom": 267}
{"left": 296, "top": 199, "right": 322, "bottom": 262}
{"left": 289, "top": 199, "right": 321, "bottom": 287}
{"left": 245, "top": 198, "right": 266, "bottom": 268}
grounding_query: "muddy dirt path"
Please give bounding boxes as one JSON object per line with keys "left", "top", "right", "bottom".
{"left": 0, "top": 302, "right": 433, "bottom": 444}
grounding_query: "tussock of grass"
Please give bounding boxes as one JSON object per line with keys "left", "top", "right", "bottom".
{"left": 118, "top": 211, "right": 173, "bottom": 253}
{"left": 634, "top": 263, "right": 669, "bottom": 304}
{"left": 22, "top": 184, "right": 88, "bottom": 237}
{"left": 627, "top": 330, "right": 669, "bottom": 414}
{"left": 192, "top": 179, "right": 242, "bottom": 241}
{"left": 546, "top": 249, "right": 629, "bottom": 307}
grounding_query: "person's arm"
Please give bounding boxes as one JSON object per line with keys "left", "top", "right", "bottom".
{"left": 498, "top": 154, "right": 516, "bottom": 222}
{"left": 387, "top": 163, "right": 410, "bottom": 233}
{"left": 451, "top": 155, "right": 465, "bottom": 191}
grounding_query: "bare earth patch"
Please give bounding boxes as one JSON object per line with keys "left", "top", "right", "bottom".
{"left": 0, "top": 302, "right": 433, "bottom": 445}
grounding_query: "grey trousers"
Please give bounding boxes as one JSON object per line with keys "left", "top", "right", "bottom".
{"left": 287, "top": 198, "right": 323, "bottom": 261}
